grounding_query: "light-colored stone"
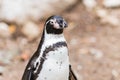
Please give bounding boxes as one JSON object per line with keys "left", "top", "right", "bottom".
{"left": 96, "top": 8, "right": 108, "bottom": 18}
{"left": 22, "top": 22, "right": 40, "bottom": 40}
{"left": 112, "top": 69, "right": 119, "bottom": 77}
{"left": 103, "top": 0, "right": 120, "bottom": 8}
{"left": 83, "top": 0, "right": 97, "bottom": 10}
{"left": 0, "top": 22, "right": 11, "bottom": 38}
{"left": 96, "top": 8, "right": 120, "bottom": 26}
{"left": 0, "top": 66, "right": 5, "bottom": 74}
{"left": 90, "top": 48, "right": 103, "bottom": 59}
{"left": 70, "top": 38, "right": 78, "bottom": 45}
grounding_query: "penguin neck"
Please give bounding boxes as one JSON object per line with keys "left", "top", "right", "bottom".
{"left": 36, "top": 28, "right": 66, "bottom": 55}
{"left": 44, "top": 29, "right": 65, "bottom": 42}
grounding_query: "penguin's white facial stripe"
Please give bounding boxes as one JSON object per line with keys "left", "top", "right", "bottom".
{"left": 49, "top": 19, "right": 60, "bottom": 29}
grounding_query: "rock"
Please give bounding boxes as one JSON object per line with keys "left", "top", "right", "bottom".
{"left": 96, "top": 8, "right": 108, "bottom": 18}
{"left": 103, "top": 0, "right": 120, "bottom": 8}
{"left": 0, "top": 51, "right": 11, "bottom": 64}
{"left": 112, "top": 69, "right": 118, "bottom": 77}
{"left": 0, "top": 66, "right": 5, "bottom": 76}
{"left": 22, "top": 22, "right": 40, "bottom": 40}
{"left": 89, "top": 36, "right": 96, "bottom": 43}
{"left": 0, "top": 40, "right": 20, "bottom": 64}
{"left": 0, "top": 0, "right": 78, "bottom": 24}
{"left": 83, "top": 0, "right": 97, "bottom": 10}
{"left": 70, "top": 39, "right": 78, "bottom": 45}
{"left": 96, "top": 8, "right": 120, "bottom": 26}
{"left": 77, "top": 64, "right": 82, "bottom": 71}
{"left": 90, "top": 48, "right": 103, "bottom": 59}
{"left": 102, "top": 15, "right": 119, "bottom": 26}
{"left": 0, "top": 22, "right": 11, "bottom": 38}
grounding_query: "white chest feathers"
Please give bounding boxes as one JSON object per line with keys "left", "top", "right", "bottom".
{"left": 36, "top": 46, "right": 70, "bottom": 80}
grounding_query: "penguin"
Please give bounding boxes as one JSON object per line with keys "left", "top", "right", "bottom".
{"left": 22, "top": 15, "right": 77, "bottom": 80}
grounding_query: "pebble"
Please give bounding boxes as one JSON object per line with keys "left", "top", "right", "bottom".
{"left": 89, "top": 37, "right": 96, "bottom": 43}
{"left": 83, "top": 0, "right": 97, "bottom": 10}
{"left": 70, "top": 39, "right": 78, "bottom": 45}
{"left": 96, "top": 8, "right": 108, "bottom": 18}
{"left": 0, "top": 22, "right": 11, "bottom": 38}
{"left": 112, "top": 69, "right": 119, "bottom": 77}
{"left": 0, "top": 40, "right": 19, "bottom": 64}
{"left": 90, "top": 48, "right": 103, "bottom": 59}
{"left": 77, "top": 64, "right": 82, "bottom": 71}
{"left": 22, "top": 22, "right": 40, "bottom": 40}
{"left": 0, "top": 66, "right": 5, "bottom": 76}
{"left": 96, "top": 8, "right": 120, "bottom": 26}
{"left": 103, "top": 0, "right": 120, "bottom": 8}
{"left": 0, "top": 51, "right": 11, "bottom": 64}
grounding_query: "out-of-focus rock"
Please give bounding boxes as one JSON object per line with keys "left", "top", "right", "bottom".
{"left": 70, "top": 38, "right": 78, "bottom": 45}
{"left": 0, "top": 22, "right": 11, "bottom": 38}
{"left": 83, "top": 0, "right": 97, "bottom": 10}
{"left": 90, "top": 48, "right": 103, "bottom": 59}
{"left": 0, "top": 66, "right": 5, "bottom": 75}
{"left": 0, "top": 0, "right": 78, "bottom": 24}
{"left": 0, "top": 51, "right": 12, "bottom": 64}
{"left": 77, "top": 64, "right": 82, "bottom": 71}
{"left": 22, "top": 22, "right": 40, "bottom": 40}
{"left": 102, "top": 15, "right": 120, "bottom": 26}
{"left": 96, "top": 8, "right": 120, "bottom": 26}
{"left": 112, "top": 69, "right": 119, "bottom": 77}
{"left": 96, "top": 8, "right": 108, "bottom": 18}
{"left": 0, "top": 40, "right": 20, "bottom": 64}
{"left": 103, "top": 0, "right": 120, "bottom": 8}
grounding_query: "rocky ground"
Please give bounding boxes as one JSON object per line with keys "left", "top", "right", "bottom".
{"left": 0, "top": 0, "right": 120, "bottom": 80}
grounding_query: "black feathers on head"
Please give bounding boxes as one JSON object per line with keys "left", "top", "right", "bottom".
{"left": 45, "top": 15, "right": 67, "bottom": 34}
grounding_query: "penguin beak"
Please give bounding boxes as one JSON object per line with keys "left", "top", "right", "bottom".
{"left": 57, "top": 20, "right": 68, "bottom": 29}
{"left": 63, "top": 21, "right": 68, "bottom": 28}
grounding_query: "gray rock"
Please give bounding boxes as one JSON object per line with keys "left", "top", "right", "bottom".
{"left": 22, "top": 22, "right": 40, "bottom": 40}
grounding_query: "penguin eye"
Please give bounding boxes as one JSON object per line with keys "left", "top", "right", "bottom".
{"left": 50, "top": 21, "right": 54, "bottom": 25}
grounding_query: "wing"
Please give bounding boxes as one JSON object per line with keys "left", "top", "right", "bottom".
{"left": 22, "top": 52, "right": 38, "bottom": 80}
{"left": 22, "top": 67, "right": 34, "bottom": 80}
{"left": 22, "top": 32, "right": 45, "bottom": 80}
{"left": 69, "top": 65, "right": 77, "bottom": 80}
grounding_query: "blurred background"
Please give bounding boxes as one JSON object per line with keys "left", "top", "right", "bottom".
{"left": 0, "top": 0, "right": 120, "bottom": 80}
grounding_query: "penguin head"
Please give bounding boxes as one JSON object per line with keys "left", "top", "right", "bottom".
{"left": 45, "top": 15, "right": 68, "bottom": 34}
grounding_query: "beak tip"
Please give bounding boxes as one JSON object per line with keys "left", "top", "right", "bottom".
{"left": 64, "top": 22, "right": 68, "bottom": 28}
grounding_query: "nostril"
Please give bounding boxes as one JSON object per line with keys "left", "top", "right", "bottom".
{"left": 60, "top": 20, "right": 63, "bottom": 23}
{"left": 64, "top": 22, "right": 68, "bottom": 28}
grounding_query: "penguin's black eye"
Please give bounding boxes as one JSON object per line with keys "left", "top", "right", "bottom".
{"left": 50, "top": 21, "right": 54, "bottom": 25}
